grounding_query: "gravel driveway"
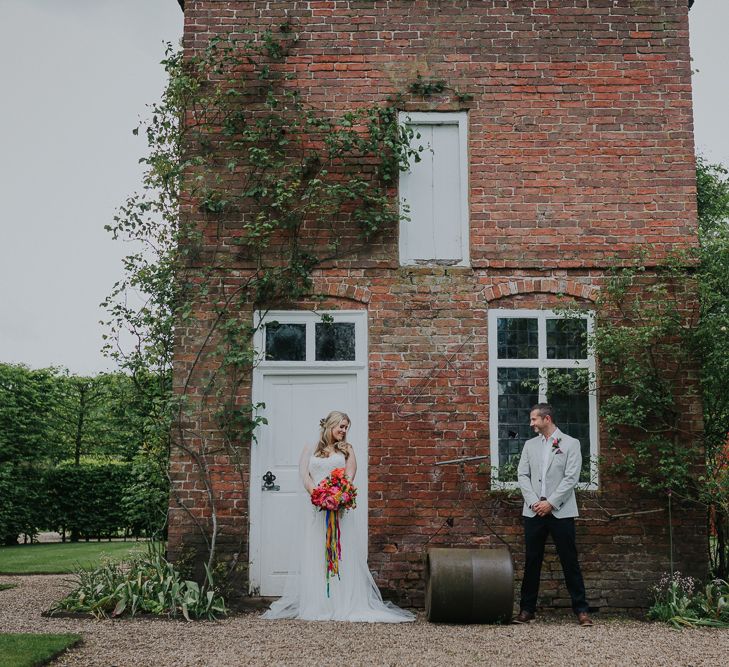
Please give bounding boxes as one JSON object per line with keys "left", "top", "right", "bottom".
{"left": 1, "top": 575, "right": 727, "bottom": 666}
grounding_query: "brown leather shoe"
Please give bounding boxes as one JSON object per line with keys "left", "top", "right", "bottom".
{"left": 577, "top": 612, "right": 594, "bottom": 626}
{"left": 513, "top": 610, "right": 536, "bottom": 624}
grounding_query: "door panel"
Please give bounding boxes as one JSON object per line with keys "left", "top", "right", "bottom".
{"left": 255, "top": 373, "right": 361, "bottom": 595}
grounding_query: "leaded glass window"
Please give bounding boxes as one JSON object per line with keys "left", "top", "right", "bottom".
{"left": 497, "top": 318, "right": 538, "bottom": 359}
{"left": 497, "top": 367, "right": 539, "bottom": 479}
{"left": 258, "top": 313, "right": 363, "bottom": 365}
{"left": 546, "top": 368, "right": 591, "bottom": 483}
{"left": 546, "top": 318, "right": 587, "bottom": 359}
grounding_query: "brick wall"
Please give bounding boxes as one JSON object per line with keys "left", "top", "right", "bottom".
{"left": 169, "top": 0, "right": 705, "bottom": 611}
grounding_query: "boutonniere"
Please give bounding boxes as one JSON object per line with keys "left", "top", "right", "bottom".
{"left": 551, "top": 437, "right": 563, "bottom": 454}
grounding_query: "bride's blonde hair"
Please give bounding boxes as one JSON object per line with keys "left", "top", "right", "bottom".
{"left": 314, "top": 411, "right": 351, "bottom": 459}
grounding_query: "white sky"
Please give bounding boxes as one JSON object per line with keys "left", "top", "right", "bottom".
{"left": 0, "top": 0, "right": 726, "bottom": 376}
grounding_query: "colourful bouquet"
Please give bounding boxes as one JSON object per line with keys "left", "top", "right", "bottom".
{"left": 310, "top": 467, "right": 357, "bottom": 595}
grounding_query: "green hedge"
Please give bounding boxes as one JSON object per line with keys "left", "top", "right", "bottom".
{"left": 45, "top": 462, "right": 132, "bottom": 540}
{"left": 0, "top": 459, "right": 168, "bottom": 544}
{"left": 0, "top": 465, "right": 47, "bottom": 545}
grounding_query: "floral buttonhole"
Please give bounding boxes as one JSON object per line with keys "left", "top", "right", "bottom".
{"left": 551, "top": 437, "right": 563, "bottom": 454}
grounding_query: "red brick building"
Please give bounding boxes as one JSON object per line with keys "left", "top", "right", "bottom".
{"left": 169, "top": 0, "right": 705, "bottom": 611}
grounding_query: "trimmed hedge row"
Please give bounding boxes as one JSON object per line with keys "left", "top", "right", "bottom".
{"left": 0, "top": 464, "right": 45, "bottom": 545}
{"left": 0, "top": 459, "right": 168, "bottom": 544}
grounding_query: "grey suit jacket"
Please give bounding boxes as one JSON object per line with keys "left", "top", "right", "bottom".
{"left": 517, "top": 429, "right": 581, "bottom": 519}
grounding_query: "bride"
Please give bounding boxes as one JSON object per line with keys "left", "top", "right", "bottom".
{"left": 262, "top": 411, "right": 414, "bottom": 622}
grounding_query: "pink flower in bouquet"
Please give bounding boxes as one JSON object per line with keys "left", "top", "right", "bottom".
{"left": 311, "top": 467, "right": 357, "bottom": 512}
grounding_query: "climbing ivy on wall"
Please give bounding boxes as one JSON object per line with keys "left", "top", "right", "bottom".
{"left": 103, "top": 21, "right": 421, "bottom": 577}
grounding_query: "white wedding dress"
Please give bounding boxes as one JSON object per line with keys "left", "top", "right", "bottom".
{"left": 262, "top": 450, "right": 414, "bottom": 622}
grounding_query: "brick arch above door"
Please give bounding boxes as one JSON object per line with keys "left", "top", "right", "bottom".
{"left": 312, "top": 278, "right": 371, "bottom": 305}
{"left": 482, "top": 278, "right": 599, "bottom": 303}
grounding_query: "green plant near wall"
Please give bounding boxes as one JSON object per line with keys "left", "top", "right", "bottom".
{"left": 566, "top": 195, "right": 729, "bottom": 579}
{"left": 586, "top": 256, "right": 702, "bottom": 496}
{"left": 409, "top": 74, "right": 447, "bottom": 97}
{"left": 103, "top": 21, "right": 422, "bottom": 581}
{"left": 548, "top": 156, "right": 729, "bottom": 582}
{"left": 648, "top": 571, "right": 729, "bottom": 628}
{"left": 407, "top": 74, "right": 473, "bottom": 103}
{"left": 50, "top": 544, "right": 226, "bottom": 620}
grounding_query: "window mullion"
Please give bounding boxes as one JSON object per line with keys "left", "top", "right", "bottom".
{"left": 538, "top": 366, "right": 548, "bottom": 403}
{"left": 308, "top": 319, "right": 317, "bottom": 362}
{"left": 538, "top": 314, "right": 547, "bottom": 361}
{"left": 538, "top": 313, "right": 547, "bottom": 401}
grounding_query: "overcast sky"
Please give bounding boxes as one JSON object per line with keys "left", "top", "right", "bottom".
{"left": 0, "top": 0, "right": 727, "bottom": 376}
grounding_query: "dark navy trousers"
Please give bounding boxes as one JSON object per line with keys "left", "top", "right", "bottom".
{"left": 520, "top": 514, "right": 589, "bottom": 614}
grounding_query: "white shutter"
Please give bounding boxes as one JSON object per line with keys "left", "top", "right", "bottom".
{"left": 399, "top": 113, "right": 468, "bottom": 266}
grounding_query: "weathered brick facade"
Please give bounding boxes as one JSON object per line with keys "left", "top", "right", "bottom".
{"left": 170, "top": 0, "right": 705, "bottom": 611}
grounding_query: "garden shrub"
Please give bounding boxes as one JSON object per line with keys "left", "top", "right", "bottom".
{"left": 0, "top": 458, "right": 168, "bottom": 544}
{"left": 49, "top": 543, "right": 226, "bottom": 620}
{"left": 120, "top": 455, "right": 170, "bottom": 539}
{"left": 648, "top": 571, "right": 729, "bottom": 628}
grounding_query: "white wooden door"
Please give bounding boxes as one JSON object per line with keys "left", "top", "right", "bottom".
{"left": 250, "top": 372, "right": 365, "bottom": 595}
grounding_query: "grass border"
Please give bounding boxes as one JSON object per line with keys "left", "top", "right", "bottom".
{"left": 0, "top": 541, "right": 154, "bottom": 575}
{"left": 0, "top": 633, "right": 82, "bottom": 667}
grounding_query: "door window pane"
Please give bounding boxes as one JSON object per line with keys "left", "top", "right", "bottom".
{"left": 315, "top": 322, "right": 356, "bottom": 361}
{"left": 497, "top": 318, "right": 538, "bottom": 359}
{"left": 546, "top": 318, "right": 588, "bottom": 359}
{"left": 265, "top": 323, "right": 306, "bottom": 361}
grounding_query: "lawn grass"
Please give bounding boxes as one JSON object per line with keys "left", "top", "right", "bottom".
{"left": 0, "top": 541, "right": 155, "bottom": 575}
{"left": 0, "top": 633, "right": 81, "bottom": 667}
{"left": 0, "top": 583, "right": 18, "bottom": 591}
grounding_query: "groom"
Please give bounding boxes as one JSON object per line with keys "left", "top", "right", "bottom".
{"left": 513, "top": 403, "right": 593, "bottom": 626}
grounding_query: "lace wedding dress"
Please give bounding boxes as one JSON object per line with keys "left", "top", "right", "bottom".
{"left": 262, "top": 450, "right": 414, "bottom": 622}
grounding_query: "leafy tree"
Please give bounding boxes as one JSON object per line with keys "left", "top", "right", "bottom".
{"left": 0, "top": 363, "right": 170, "bottom": 542}
{"left": 586, "top": 156, "right": 729, "bottom": 578}
{"left": 53, "top": 372, "right": 166, "bottom": 464}
{"left": 0, "top": 364, "right": 62, "bottom": 543}
{"left": 54, "top": 374, "right": 110, "bottom": 465}
{"left": 695, "top": 157, "right": 729, "bottom": 577}
{"left": 0, "top": 364, "right": 64, "bottom": 465}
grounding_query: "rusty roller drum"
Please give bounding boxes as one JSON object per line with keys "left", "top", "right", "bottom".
{"left": 425, "top": 547, "right": 514, "bottom": 624}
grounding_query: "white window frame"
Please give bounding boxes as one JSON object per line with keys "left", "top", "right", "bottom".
{"left": 488, "top": 308, "right": 598, "bottom": 490}
{"left": 253, "top": 310, "right": 367, "bottom": 370}
{"left": 398, "top": 111, "right": 470, "bottom": 267}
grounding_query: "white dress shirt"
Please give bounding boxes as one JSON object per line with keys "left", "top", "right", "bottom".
{"left": 539, "top": 428, "right": 563, "bottom": 500}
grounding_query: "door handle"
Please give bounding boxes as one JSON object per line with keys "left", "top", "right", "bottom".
{"left": 262, "top": 471, "right": 280, "bottom": 491}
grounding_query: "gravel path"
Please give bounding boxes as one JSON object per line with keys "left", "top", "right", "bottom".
{"left": 1, "top": 575, "right": 727, "bottom": 666}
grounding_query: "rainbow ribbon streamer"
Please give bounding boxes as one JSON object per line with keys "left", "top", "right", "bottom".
{"left": 325, "top": 509, "right": 342, "bottom": 597}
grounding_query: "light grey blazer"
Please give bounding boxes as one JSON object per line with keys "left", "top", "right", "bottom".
{"left": 517, "top": 429, "right": 581, "bottom": 519}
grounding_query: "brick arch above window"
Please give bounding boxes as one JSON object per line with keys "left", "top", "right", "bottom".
{"left": 312, "top": 278, "right": 371, "bottom": 305}
{"left": 482, "top": 279, "right": 599, "bottom": 304}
